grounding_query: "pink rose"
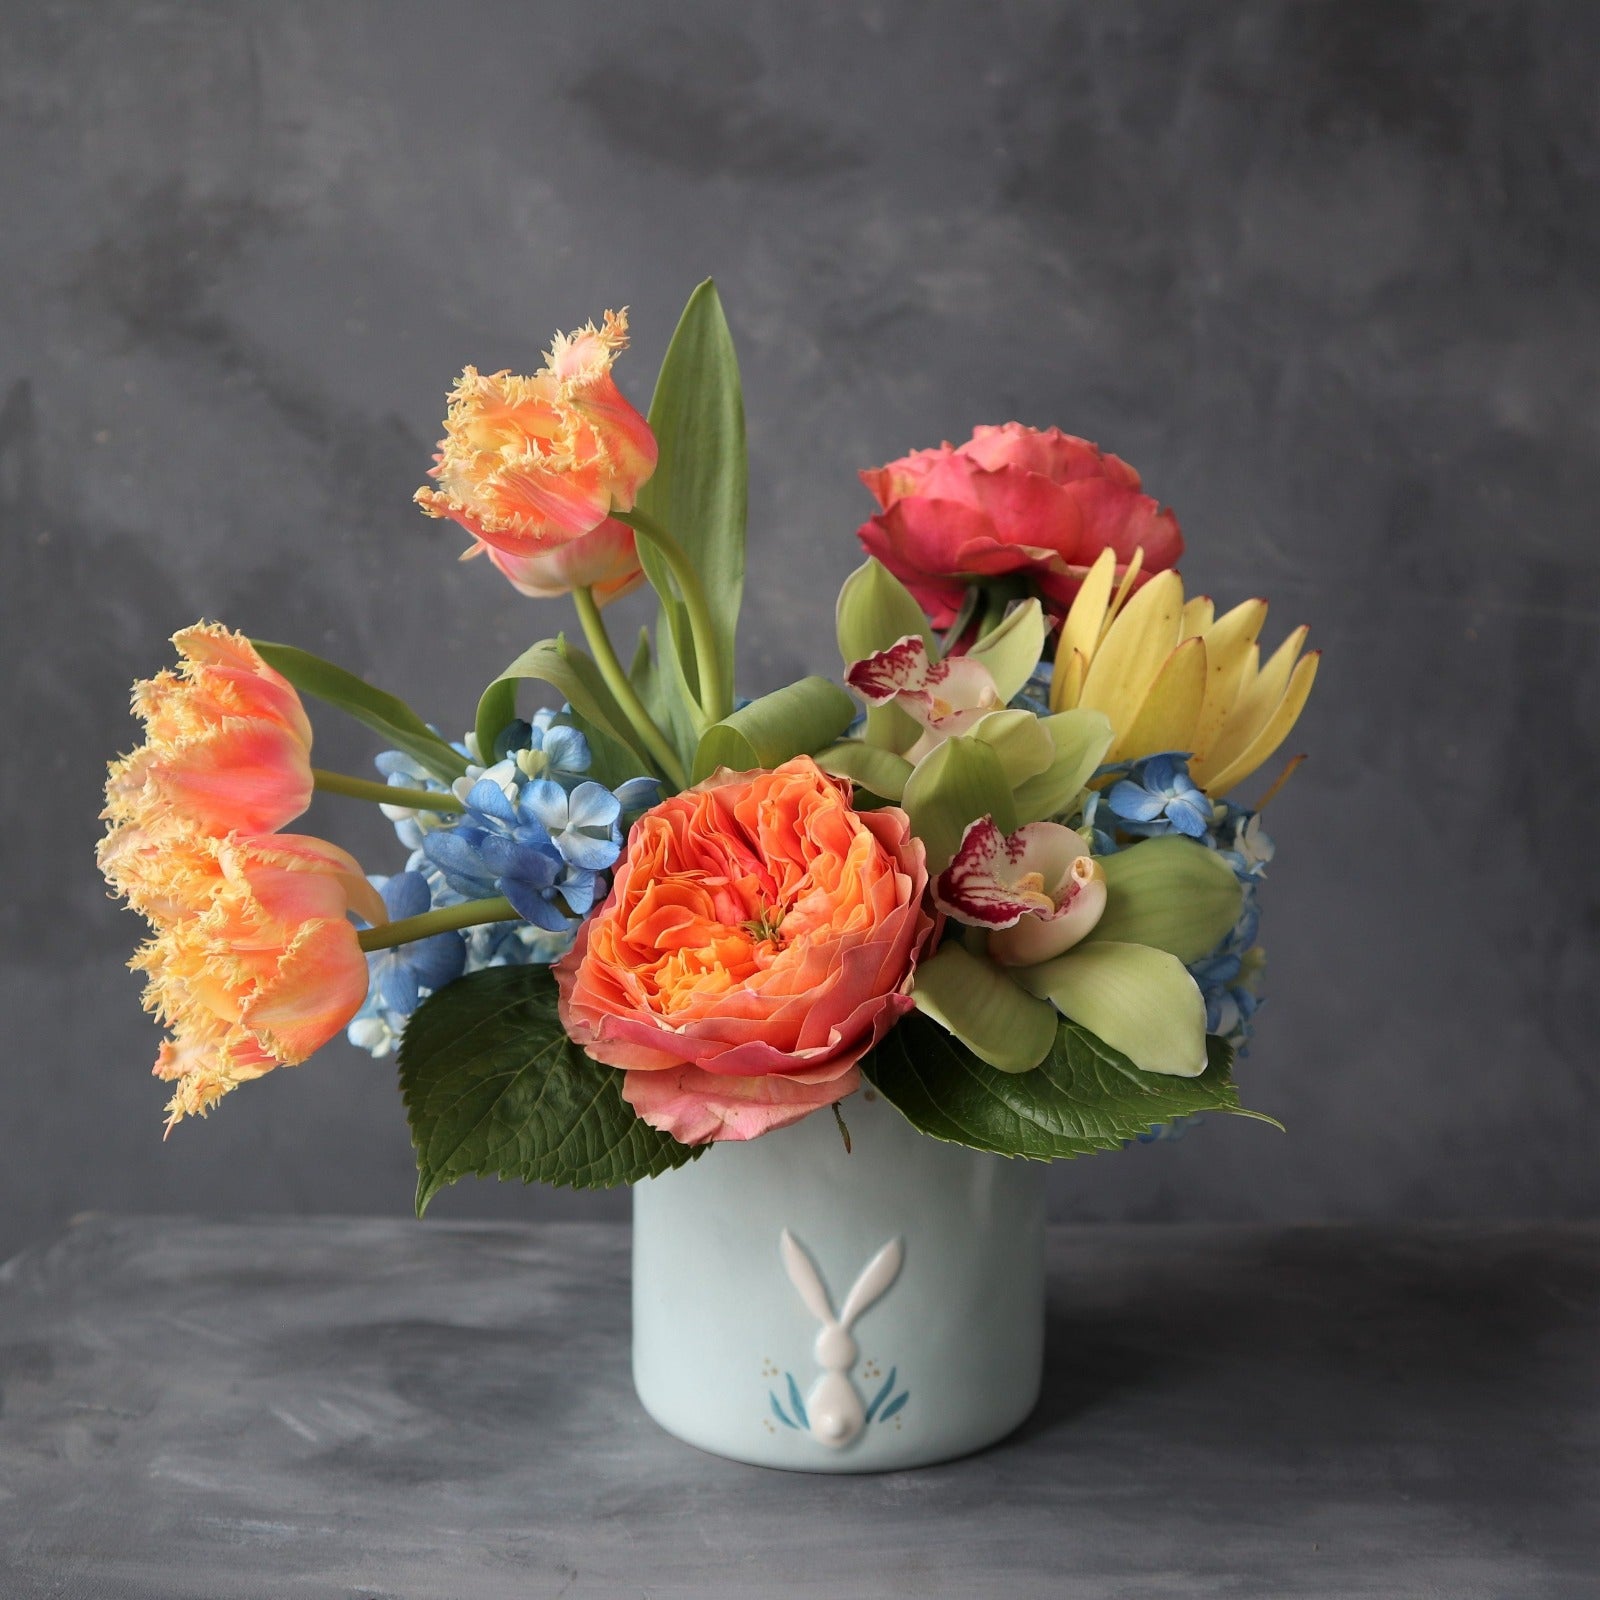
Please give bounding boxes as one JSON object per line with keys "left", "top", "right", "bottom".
{"left": 858, "top": 423, "right": 1182, "bottom": 628}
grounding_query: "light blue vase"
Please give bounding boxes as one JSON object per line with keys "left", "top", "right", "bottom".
{"left": 631, "top": 1085, "right": 1047, "bottom": 1472}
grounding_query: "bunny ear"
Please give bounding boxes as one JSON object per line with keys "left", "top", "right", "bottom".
{"left": 838, "top": 1237, "right": 904, "bottom": 1330}
{"left": 779, "top": 1229, "right": 836, "bottom": 1325}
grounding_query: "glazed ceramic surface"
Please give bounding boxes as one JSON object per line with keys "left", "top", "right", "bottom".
{"left": 632, "top": 1087, "right": 1047, "bottom": 1472}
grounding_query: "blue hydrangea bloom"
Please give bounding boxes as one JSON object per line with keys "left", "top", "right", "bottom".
{"left": 1105, "top": 753, "right": 1212, "bottom": 839}
{"left": 353, "top": 710, "right": 662, "bottom": 1059}
{"left": 346, "top": 872, "right": 466, "bottom": 1057}
{"left": 426, "top": 776, "right": 602, "bottom": 932}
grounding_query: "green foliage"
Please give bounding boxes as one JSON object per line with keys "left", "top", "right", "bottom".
{"left": 901, "top": 736, "right": 1015, "bottom": 871}
{"left": 252, "top": 640, "right": 467, "bottom": 783}
{"left": 690, "top": 677, "right": 857, "bottom": 785}
{"left": 1011, "top": 710, "right": 1113, "bottom": 825}
{"left": 968, "top": 710, "right": 1056, "bottom": 786}
{"left": 836, "top": 556, "right": 934, "bottom": 663}
{"left": 1089, "top": 836, "right": 1244, "bottom": 963}
{"left": 1017, "top": 940, "right": 1209, "bottom": 1076}
{"left": 634, "top": 280, "right": 746, "bottom": 715}
{"left": 864, "top": 1011, "right": 1276, "bottom": 1160}
{"left": 474, "top": 678, "right": 519, "bottom": 768}
{"left": 478, "top": 635, "right": 663, "bottom": 783}
{"left": 398, "top": 966, "right": 698, "bottom": 1212}
{"left": 629, "top": 626, "right": 705, "bottom": 774}
{"left": 911, "top": 942, "right": 1057, "bottom": 1073}
{"left": 964, "top": 598, "right": 1046, "bottom": 701}
{"left": 814, "top": 741, "right": 914, "bottom": 801}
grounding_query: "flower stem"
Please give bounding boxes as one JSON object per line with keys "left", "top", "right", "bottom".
{"left": 614, "top": 507, "right": 730, "bottom": 724}
{"left": 357, "top": 896, "right": 519, "bottom": 953}
{"left": 572, "top": 586, "right": 691, "bottom": 792}
{"left": 313, "top": 768, "right": 464, "bottom": 813}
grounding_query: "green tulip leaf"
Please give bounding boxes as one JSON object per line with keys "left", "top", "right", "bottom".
{"left": 252, "top": 641, "right": 468, "bottom": 784}
{"left": 635, "top": 280, "right": 746, "bottom": 713}
{"left": 901, "top": 736, "right": 1016, "bottom": 872}
{"left": 864, "top": 1011, "right": 1277, "bottom": 1160}
{"left": 814, "top": 741, "right": 915, "bottom": 802}
{"left": 1089, "top": 836, "right": 1244, "bottom": 963}
{"left": 1017, "top": 940, "right": 1209, "bottom": 1077}
{"left": 630, "top": 625, "right": 706, "bottom": 773}
{"left": 965, "top": 598, "right": 1047, "bottom": 702}
{"left": 911, "top": 942, "right": 1057, "bottom": 1073}
{"left": 479, "top": 635, "right": 663, "bottom": 782}
{"left": 1012, "top": 710, "right": 1115, "bottom": 824}
{"left": 690, "top": 677, "right": 858, "bottom": 784}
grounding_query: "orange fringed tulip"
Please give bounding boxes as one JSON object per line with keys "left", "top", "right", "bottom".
{"left": 102, "top": 623, "right": 314, "bottom": 840}
{"left": 125, "top": 830, "right": 385, "bottom": 1128}
{"left": 415, "top": 309, "right": 657, "bottom": 604}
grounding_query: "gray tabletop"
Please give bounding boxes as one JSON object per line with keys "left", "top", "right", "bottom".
{"left": 0, "top": 1217, "right": 1594, "bottom": 1599}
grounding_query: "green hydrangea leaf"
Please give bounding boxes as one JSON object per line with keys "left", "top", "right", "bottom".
{"left": 863, "top": 1010, "right": 1277, "bottom": 1159}
{"left": 398, "top": 966, "right": 698, "bottom": 1213}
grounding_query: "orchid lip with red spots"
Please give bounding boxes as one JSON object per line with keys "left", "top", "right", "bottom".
{"left": 933, "top": 817, "right": 1108, "bottom": 967}
{"left": 845, "top": 635, "right": 1001, "bottom": 744}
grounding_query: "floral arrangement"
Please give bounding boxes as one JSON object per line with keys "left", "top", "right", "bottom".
{"left": 98, "top": 283, "right": 1317, "bottom": 1205}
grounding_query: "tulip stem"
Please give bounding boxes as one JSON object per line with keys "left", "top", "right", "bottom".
{"left": 613, "top": 507, "right": 730, "bottom": 724}
{"left": 358, "top": 895, "right": 519, "bottom": 952}
{"left": 573, "top": 588, "right": 691, "bottom": 792}
{"left": 313, "top": 769, "right": 464, "bottom": 813}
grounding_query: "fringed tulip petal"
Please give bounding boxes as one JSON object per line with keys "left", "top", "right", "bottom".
{"left": 415, "top": 311, "right": 655, "bottom": 602}
{"left": 102, "top": 623, "right": 315, "bottom": 841}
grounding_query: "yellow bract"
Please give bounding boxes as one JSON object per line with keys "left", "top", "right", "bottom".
{"left": 1049, "top": 549, "right": 1319, "bottom": 798}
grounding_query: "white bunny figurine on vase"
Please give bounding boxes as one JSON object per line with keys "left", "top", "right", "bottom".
{"left": 778, "top": 1228, "right": 904, "bottom": 1448}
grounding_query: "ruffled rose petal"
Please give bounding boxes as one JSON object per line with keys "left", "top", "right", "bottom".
{"left": 856, "top": 423, "right": 1183, "bottom": 627}
{"left": 557, "top": 757, "right": 935, "bottom": 1144}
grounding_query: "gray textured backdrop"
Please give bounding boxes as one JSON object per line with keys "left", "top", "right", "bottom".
{"left": 2, "top": 1, "right": 1595, "bottom": 1258}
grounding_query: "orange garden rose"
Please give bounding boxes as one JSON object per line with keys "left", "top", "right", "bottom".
{"left": 555, "top": 757, "right": 935, "bottom": 1144}
{"left": 858, "top": 423, "right": 1183, "bottom": 629}
{"left": 415, "top": 309, "right": 657, "bottom": 605}
{"left": 102, "top": 624, "right": 314, "bottom": 840}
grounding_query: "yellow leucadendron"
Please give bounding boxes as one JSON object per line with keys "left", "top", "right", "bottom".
{"left": 1050, "top": 548, "right": 1320, "bottom": 797}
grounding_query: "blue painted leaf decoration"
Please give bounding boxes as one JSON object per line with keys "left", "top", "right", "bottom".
{"left": 865, "top": 1366, "right": 897, "bottom": 1423}
{"left": 786, "top": 1372, "right": 810, "bottom": 1430}
{"left": 878, "top": 1390, "right": 910, "bottom": 1422}
{"left": 769, "top": 1391, "right": 798, "bottom": 1429}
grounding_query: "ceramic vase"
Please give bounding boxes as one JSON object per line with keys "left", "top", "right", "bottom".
{"left": 631, "top": 1085, "right": 1046, "bottom": 1472}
